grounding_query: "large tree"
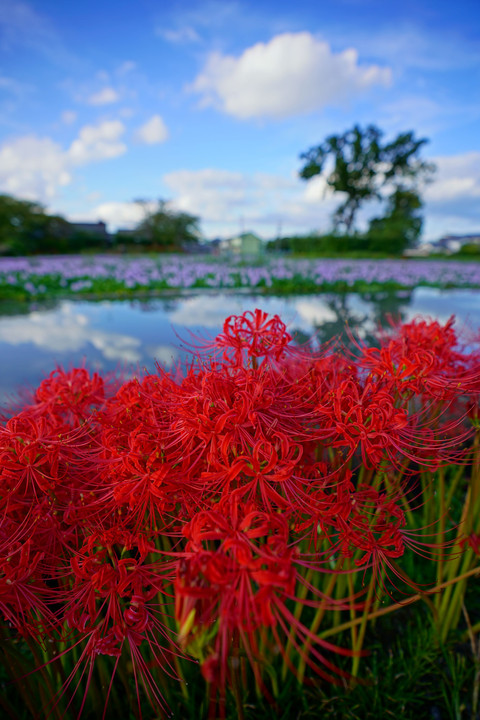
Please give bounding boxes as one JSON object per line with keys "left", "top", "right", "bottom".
{"left": 0, "top": 194, "right": 70, "bottom": 255}
{"left": 366, "top": 188, "right": 423, "bottom": 253}
{"left": 133, "top": 200, "right": 200, "bottom": 249}
{"left": 299, "top": 124, "right": 435, "bottom": 233}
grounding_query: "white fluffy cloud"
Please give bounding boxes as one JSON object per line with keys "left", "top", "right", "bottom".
{"left": 68, "top": 120, "right": 126, "bottom": 165}
{"left": 191, "top": 32, "right": 392, "bottom": 119}
{"left": 423, "top": 151, "right": 480, "bottom": 239}
{"left": 85, "top": 200, "right": 151, "bottom": 229}
{"left": 0, "top": 120, "right": 127, "bottom": 202}
{"left": 426, "top": 152, "right": 480, "bottom": 203}
{"left": 87, "top": 86, "right": 120, "bottom": 105}
{"left": 163, "top": 167, "right": 338, "bottom": 237}
{"left": 134, "top": 115, "right": 169, "bottom": 144}
{"left": 0, "top": 135, "right": 71, "bottom": 200}
{"left": 164, "top": 168, "right": 249, "bottom": 222}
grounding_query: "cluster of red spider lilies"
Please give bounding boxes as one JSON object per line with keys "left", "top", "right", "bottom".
{"left": 1, "top": 309, "right": 480, "bottom": 719}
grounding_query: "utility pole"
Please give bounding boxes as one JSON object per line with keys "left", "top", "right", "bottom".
{"left": 276, "top": 218, "right": 282, "bottom": 241}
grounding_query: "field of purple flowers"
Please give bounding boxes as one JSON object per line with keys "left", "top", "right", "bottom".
{"left": 0, "top": 254, "right": 479, "bottom": 299}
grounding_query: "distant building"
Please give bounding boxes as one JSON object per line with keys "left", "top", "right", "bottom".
{"left": 220, "top": 232, "right": 263, "bottom": 260}
{"left": 208, "top": 238, "right": 222, "bottom": 255}
{"left": 115, "top": 227, "right": 135, "bottom": 235}
{"left": 435, "top": 234, "right": 480, "bottom": 254}
{"left": 70, "top": 221, "right": 110, "bottom": 238}
{"left": 404, "top": 243, "right": 436, "bottom": 257}
{"left": 115, "top": 228, "right": 140, "bottom": 239}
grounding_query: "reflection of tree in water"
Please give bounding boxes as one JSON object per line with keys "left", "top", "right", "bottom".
{"left": 130, "top": 297, "right": 182, "bottom": 313}
{"left": 0, "top": 298, "right": 60, "bottom": 318}
{"left": 359, "top": 289, "right": 413, "bottom": 333}
{"left": 291, "top": 290, "right": 414, "bottom": 351}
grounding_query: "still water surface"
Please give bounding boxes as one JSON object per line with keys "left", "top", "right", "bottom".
{"left": 1, "top": 288, "right": 479, "bottom": 405}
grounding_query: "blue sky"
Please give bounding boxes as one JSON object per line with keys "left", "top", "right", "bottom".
{"left": 1, "top": 0, "right": 479, "bottom": 241}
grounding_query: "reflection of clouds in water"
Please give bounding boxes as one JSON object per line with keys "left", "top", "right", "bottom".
{"left": 165, "top": 290, "right": 480, "bottom": 346}
{"left": 89, "top": 334, "right": 140, "bottom": 363}
{"left": 167, "top": 294, "right": 376, "bottom": 344}
{"left": 168, "top": 295, "right": 301, "bottom": 330}
{"left": 145, "top": 344, "right": 178, "bottom": 368}
{"left": 0, "top": 302, "right": 141, "bottom": 363}
{"left": 404, "top": 289, "right": 480, "bottom": 330}
{"left": 289, "top": 299, "right": 338, "bottom": 333}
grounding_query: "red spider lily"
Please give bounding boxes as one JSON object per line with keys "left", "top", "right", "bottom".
{"left": 339, "top": 489, "right": 406, "bottom": 568}
{"left": 49, "top": 529, "right": 180, "bottom": 718}
{"left": 65, "top": 529, "right": 170, "bottom": 645}
{"left": 316, "top": 376, "right": 409, "bottom": 468}
{"left": 218, "top": 308, "right": 292, "bottom": 362}
{"left": 162, "top": 362, "right": 319, "bottom": 513}
{"left": 0, "top": 407, "right": 106, "bottom": 558}
{"left": 0, "top": 537, "right": 59, "bottom": 636}
{"left": 221, "top": 438, "right": 303, "bottom": 510}
{"left": 1, "top": 308, "right": 479, "bottom": 719}
{"left": 99, "top": 423, "right": 183, "bottom": 527}
{"left": 359, "top": 316, "right": 480, "bottom": 400}
{"left": 96, "top": 372, "right": 202, "bottom": 530}
{"left": 33, "top": 366, "right": 109, "bottom": 427}
{"left": 0, "top": 412, "right": 62, "bottom": 500}
{"left": 288, "top": 468, "right": 411, "bottom": 589}
{"left": 315, "top": 374, "right": 471, "bottom": 472}
{"left": 190, "top": 308, "right": 296, "bottom": 369}
{"left": 175, "top": 495, "right": 358, "bottom": 703}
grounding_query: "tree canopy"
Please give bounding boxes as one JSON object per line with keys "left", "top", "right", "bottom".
{"left": 132, "top": 200, "right": 200, "bottom": 249}
{"left": 366, "top": 188, "right": 424, "bottom": 253}
{"left": 0, "top": 193, "right": 202, "bottom": 256}
{"left": 299, "top": 124, "right": 436, "bottom": 235}
{"left": 0, "top": 194, "right": 70, "bottom": 255}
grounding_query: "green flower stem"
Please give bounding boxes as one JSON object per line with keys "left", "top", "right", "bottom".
{"left": 281, "top": 567, "right": 314, "bottom": 681}
{"left": 383, "top": 469, "right": 416, "bottom": 529}
{"left": 296, "top": 572, "right": 339, "bottom": 685}
{"left": 319, "top": 565, "right": 480, "bottom": 641}
{"left": 439, "top": 546, "right": 476, "bottom": 643}
{"left": 444, "top": 463, "right": 469, "bottom": 516}
{"left": 437, "top": 460, "right": 480, "bottom": 642}
{"left": 347, "top": 572, "right": 358, "bottom": 649}
{"left": 434, "top": 468, "right": 446, "bottom": 608}
{"left": 230, "top": 646, "right": 245, "bottom": 720}
{"left": 351, "top": 574, "right": 376, "bottom": 678}
{"left": 0, "top": 628, "right": 50, "bottom": 720}
{"left": 331, "top": 568, "right": 349, "bottom": 630}
{"left": 174, "top": 654, "right": 190, "bottom": 701}
{"left": 436, "top": 485, "right": 474, "bottom": 633}
{"left": 24, "top": 636, "right": 65, "bottom": 720}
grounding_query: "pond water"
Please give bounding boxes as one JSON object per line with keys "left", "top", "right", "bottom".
{"left": 1, "top": 287, "right": 480, "bottom": 406}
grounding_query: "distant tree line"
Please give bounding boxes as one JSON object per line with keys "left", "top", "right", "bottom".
{"left": 268, "top": 187, "right": 425, "bottom": 256}
{"left": 0, "top": 195, "right": 200, "bottom": 256}
{"left": 0, "top": 195, "right": 71, "bottom": 256}
{"left": 0, "top": 124, "right": 440, "bottom": 258}
{"left": 118, "top": 200, "right": 200, "bottom": 252}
